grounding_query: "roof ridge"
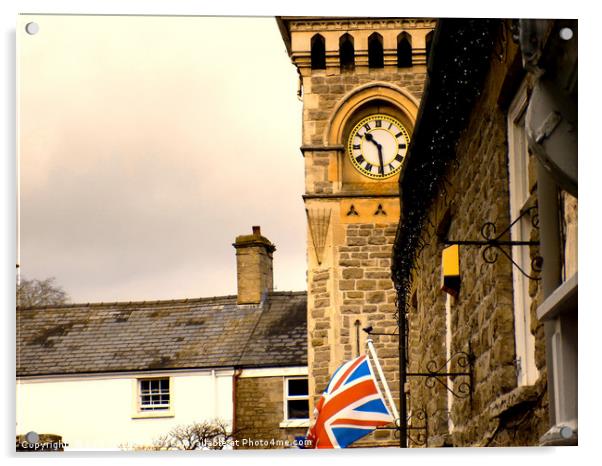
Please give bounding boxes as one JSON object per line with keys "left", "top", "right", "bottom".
{"left": 16, "top": 294, "right": 239, "bottom": 311}
{"left": 16, "top": 290, "right": 307, "bottom": 311}
{"left": 268, "top": 290, "right": 306, "bottom": 296}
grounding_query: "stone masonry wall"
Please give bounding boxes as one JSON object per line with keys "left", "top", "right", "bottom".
{"left": 407, "top": 27, "right": 548, "bottom": 447}
{"left": 292, "top": 19, "right": 432, "bottom": 448}
{"left": 304, "top": 70, "right": 426, "bottom": 148}
{"left": 339, "top": 222, "right": 400, "bottom": 447}
{"left": 234, "top": 376, "right": 306, "bottom": 449}
{"left": 303, "top": 68, "right": 427, "bottom": 449}
{"left": 307, "top": 218, "right": 402, "bottom": 448}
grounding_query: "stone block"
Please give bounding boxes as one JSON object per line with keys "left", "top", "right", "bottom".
{"left": 314, "top": 298, "right": 330, "bottom": 309}
{"left": 366, "top": 291, "right": 386, "bottom": 304}
{"left": 369, "top": 252, "right": 391, "bottom": 259}
{"left": 361, "top": 260, "right": 378, "bottom": 267}
{"left": 356, "top": 280, "right": 377, "bottom": 291}
{"left": 339, "top": 279, "right": 355, "bottom": 290}
{"left": 365, "top": 271, "right": 390, "bottom": 279}
{"left": 368, "top": 236, "right": 387, "bottom": 245}
{"left": 341, "top": 305, "right": 361, "bottom": 314}
{"left": 377, "top": 279, "right": 393, "bottom": 290}
{"left": 348, "top": 237, "right": 367, "bottom": 246}
{"left": 339, "top": 259, "right": 361, "bottom": 267}
{"left": 342, "top": 268, "right": 363, "bottom": 279}
{"left": 492, "top": 336, "right": 515, "bottom": 366}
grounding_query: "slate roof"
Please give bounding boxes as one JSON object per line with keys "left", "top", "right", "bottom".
{"left": 17, "top": 291, "right": 307, "bottom": 377}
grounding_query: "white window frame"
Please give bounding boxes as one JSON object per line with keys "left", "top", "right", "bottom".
{"left": 132, "top": 377, "right": 174, "bottom": 419}
{"left": 445, "top": 294, "right": 455, "bottom": 433}
{"left": 282, "top": 377, "right": 310, "bottom": 426}
{"left": 507, "top": 81, "right": 539, "bottom": 387}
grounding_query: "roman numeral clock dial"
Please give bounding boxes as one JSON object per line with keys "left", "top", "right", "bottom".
{"left": 347, "top": 114, "right": 410, "bottom": 180}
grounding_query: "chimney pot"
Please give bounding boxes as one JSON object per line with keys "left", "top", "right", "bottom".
{"left": 252, "top": 226, "right": 261, "bottom": 236}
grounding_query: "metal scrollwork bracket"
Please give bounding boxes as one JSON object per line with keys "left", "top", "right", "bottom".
{"left": 376, "top": 409, "right": 428, "bottom": 447}
{"left": 407, "top": 351, "right": 474, "bottom": 401}
{"left": 442, "top": 206, "right": 542, "bottom": 280}
{"left": 406, "top": 409, "right": 428, "bottom": 446}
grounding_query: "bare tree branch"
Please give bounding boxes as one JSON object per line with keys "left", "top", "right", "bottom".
{"left": 17, "top": 276, "right": 69, "bottom": 308}
{"left": 121, "top": 419, "right": 237, "bottom": 451}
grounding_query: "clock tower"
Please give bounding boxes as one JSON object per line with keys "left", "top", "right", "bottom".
{"left": 277, "top": 17, "right": 434, "bottom": 446}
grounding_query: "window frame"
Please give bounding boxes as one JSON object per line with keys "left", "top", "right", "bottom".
{"left": 132, "top": 376, "right": 174, "bottom": 419}
{"left": 283, "top": 376, "right": 310, "bottom": 422}
{"left": 507, "top": 81, "right": 539, "bottom": 387}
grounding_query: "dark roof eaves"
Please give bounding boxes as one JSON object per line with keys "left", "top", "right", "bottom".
{"left": 391, "top": 19, "right": 499, "bottom": 299}
{"left": 17, "top": 360, "right": 308, "bottom": 378}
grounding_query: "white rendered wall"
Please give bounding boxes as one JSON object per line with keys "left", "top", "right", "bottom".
{"left": 16, "top": 369, "right": 234, "bottom": 451}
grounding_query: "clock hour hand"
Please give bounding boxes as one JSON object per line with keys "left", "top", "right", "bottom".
{"left": 364, "top": 132, "right": 381, "bottom": 149}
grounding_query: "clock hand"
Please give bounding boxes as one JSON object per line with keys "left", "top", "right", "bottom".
{"left": 364, "top": 133, "right": 385, "bottom": 174}
{"left": 376, "top": 144, "right": 384, "bottom": 175}
{"left": 365, "top": 132, "right": 381, "bottom": 149}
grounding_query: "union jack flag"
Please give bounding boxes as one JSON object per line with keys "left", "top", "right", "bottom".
{"left": 306, "top": 354, "right": 394, "bottom": 448}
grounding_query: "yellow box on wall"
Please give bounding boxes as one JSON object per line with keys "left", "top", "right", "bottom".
{"left": 441, "top": 244, "right": 460, "bottom": 296}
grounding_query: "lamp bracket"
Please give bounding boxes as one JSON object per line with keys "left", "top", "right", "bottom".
{"left": 443, "top": 206, "right": 542, "bottom": 280}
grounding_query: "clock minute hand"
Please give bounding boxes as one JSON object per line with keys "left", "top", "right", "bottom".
{"left": 376, "top": 144, "right": 384, "bottom": 175}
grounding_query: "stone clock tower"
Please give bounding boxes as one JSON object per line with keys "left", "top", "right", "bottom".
{"left": 277, "top": 17, "right": 434, "bottom": 445}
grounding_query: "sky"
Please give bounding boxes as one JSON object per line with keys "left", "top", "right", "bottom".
{"left": 17, "top": 14, "right": 305, "bottom": 303}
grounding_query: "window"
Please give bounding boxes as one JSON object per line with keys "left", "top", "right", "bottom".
{"left": 397, "top": 32, "right": 412, "bottom": 68}
{"left": 368, "top": 33, "right": 384, "bottom": 68}
{"left": 311, "top": 34, "right": 326, "bottom": 70}
{"left": 339, "top": 33, "right": 355, "bottom": 72}
{"left": 284, "top": 378, "right": 309, "bottom": 420}
{"left": 139, "top": 378, "right": 170, "bottom": 411}
{"left": 507, "top": 82, "right": 539, "bottom": 386}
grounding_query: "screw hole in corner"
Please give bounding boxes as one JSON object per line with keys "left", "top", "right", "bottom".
{"left": 25, "top": 22, "right": 39, "bottom": 35}
{"left": 559, "top": 27, "right": 573, "bottom": 41}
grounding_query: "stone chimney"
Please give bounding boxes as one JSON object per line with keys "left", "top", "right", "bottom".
{"left": 233, "top": 226, "right": 276, "bottom": 305}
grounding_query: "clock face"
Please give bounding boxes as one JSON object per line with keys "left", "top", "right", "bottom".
{"left": 347, "top": 114, "right": 410, "bottom": 179}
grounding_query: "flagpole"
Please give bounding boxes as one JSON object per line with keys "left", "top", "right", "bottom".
{"left": 366, "top": 338, "right": 400, "bottom": 423}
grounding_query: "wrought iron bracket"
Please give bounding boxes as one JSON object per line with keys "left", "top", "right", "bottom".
{"left": 407, "top": 351, "right": 474, "bottom": 400}
{"left": 442, "top": 205, "right": 542, "bottom": 280}
{"left": 405, "top": 409, "right": 428, "bottom": 446}
{"left": 376, "top": 409, "right": 428, "bottom": 446}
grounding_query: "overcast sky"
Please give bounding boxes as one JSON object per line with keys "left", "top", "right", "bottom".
{"left": 18, "top": 14, "right": 305, "bottom": 303}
